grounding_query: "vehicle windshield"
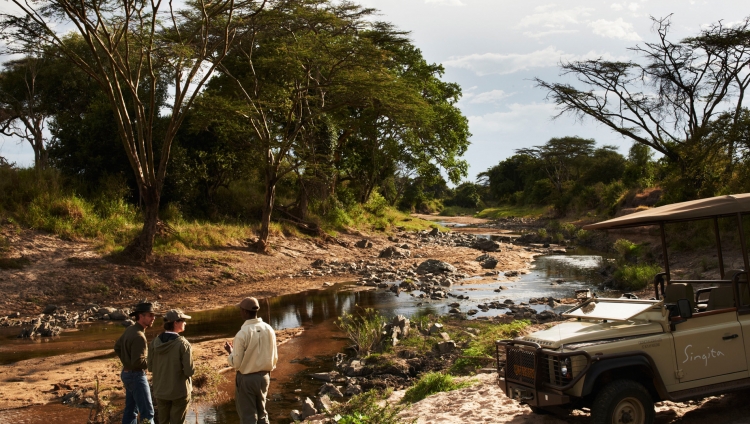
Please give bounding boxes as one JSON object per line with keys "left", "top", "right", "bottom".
{"left": 563, "top": 298, "right": 662, "bottom": 321}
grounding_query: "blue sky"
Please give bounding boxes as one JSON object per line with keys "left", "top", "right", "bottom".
{"left": 1, "top": 0, "right": 747, "bottom": 180}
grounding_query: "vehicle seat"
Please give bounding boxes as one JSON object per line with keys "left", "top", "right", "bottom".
{"left": 706, "top": 286, "right": 735, "bottom": 311}
{"left": 664, "top": 283, "right": 696, "bottom": 311}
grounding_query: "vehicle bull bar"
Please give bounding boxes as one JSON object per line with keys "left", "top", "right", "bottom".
{"left": 496, "top": 339, "right": 592, "bottom": 407}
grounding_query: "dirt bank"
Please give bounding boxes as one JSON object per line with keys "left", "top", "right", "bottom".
{"left": 0, "top": 220, "right": 535, "bottom": 317}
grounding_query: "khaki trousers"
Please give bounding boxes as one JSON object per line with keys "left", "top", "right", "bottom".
{"left": 155, "top": 396, "right": 190, "bottom": 424}
{"left": 235, "top": 371, "right": 270, "bottom": 424}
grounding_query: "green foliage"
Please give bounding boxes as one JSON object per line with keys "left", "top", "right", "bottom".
{"left": 401, "top": 372, "right": 472, "bottom": 404}
{"left": 613, "top": 264, "right": 662, "bottom": 291}
{"left": 331, "top": 389, "right": 411, "bottom": 424}
{"left": 613, "top": 239, "right": 642, "bottom": 260}
{"left": 475, "top": 205, "right": 546, "bottom": 219}
{"left": 444, "top": 182, "right": 482, "bottom": 209}
{"left": 337, "top": 308, "right": 388, "bottom": 357}
{"left": 450, "top": 320, "right": 530, "bottom": 374}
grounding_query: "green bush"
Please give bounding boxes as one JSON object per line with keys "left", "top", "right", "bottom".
{"left": 613, "top": 239, "right": 641, "bottom": 260}
{"left": 401, "top": 372, "right": 471, "bottom": 404}
{"left": 337, "top": 308, "right": 388, "bottom": 357}
{"left": 613, "top": 263, "right": 662, "bottom": 291}
{"left": 450, "top": 320, "right": 529, "bottom": 374}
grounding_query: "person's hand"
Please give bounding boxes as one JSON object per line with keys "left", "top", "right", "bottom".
{"left": 223, "top": 340, "right": 233, "bottom": 354}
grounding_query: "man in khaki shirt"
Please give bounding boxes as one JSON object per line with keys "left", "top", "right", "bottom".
{"left": 224, "top": 297, "right": 277, "bottom": 424}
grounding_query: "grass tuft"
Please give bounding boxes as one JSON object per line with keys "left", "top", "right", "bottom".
{"left": 401, "top": 372, "right": 472, "bottom": 404}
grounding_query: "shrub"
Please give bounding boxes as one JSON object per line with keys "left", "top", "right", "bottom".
{"left": 450, "top": 320, "right": 529, "bottom": 374}
{"left": 330, "top": 389, "right": 410, "bottom": 424}
{"left": 337, "top": 308, "right": 388, "bottom": 357}
{"left": 401, "top": 372, "right": 471, "bottom": 404}
{"left": 613, "top": 239, "right": 641, "bottom": 261}
{"left": 613, "top": 263, "right": 662, "bottom": 291}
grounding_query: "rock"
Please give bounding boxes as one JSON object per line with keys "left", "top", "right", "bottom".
{"left": 342, "top": 359, "right": 368, "bottom": 377}
{"left": 429, "top": 227, "right": 440, "bottom": 236}
{"left": 437, "top": 341, "right": 456, "bottom": 354}
{"left": 439, "top": 332, "right": 451, "bottom": 341}
{"left": 109, "top": 310, "right": 129, "bottom": 320}
{"left": 290, "top": 410, "right": 302, "bottom": 421}
{"left": 416, "top": 260, "right": 456, "bottom": 275}
{"left": 472, "top": 239, "right": 501, "bottom": 252}
{"left": 43, "top": 305, "right": 59, "bottom": 315}
{"left": 8, "top": 312, "right": 20, "bottom": 318}
{"left": 301, "top": 397, "right": 317, "bottom": 419}
{"left": 392, "top": 315, "right": 410, "bottom": 337}
{"left": 344, "top": 382, "right": 362, "bottom": 396}
{"left": 504, "top": 270, "right": 520, "bottom": 277}
{"left": 82, "top": 397, "right": 96, "bottom": 406}
{"left": 378, "top": 246, "right": 411, "bottom": 259}
{"left": 481, "top": 257, "right": 498, "bottom": 269}
{"left": 61, "top": 390, "right": 82, "bottom": 405}
{"left": 96, "top": 307, "right": 116, "bottom": 317}
{"left": 467, "top": 309, "right": 478, "bottom": 316}
{"left": 315, "top": 394, "right": 333, "bottom": 413}
{"left": 449, "top": 307, "right": 461, "bottom": 314}
{"left": 311, "top": 259, "right": 327, "bottom": 268}
{"left": 389, "top": 284, "right": 401, "bottom": 295}
{"left": 309, "top": 372, "right": 339, "bottom": 382}
{"left": 428, "top": 323, "right": 444, "bottom": 335}
{"left": 322, "top": 282, "right": 334, "bottom": 287}
{"left": 121, "top": 319, "right": 135, "bottom": 328}
{"left": 355, "top": 239, "right": 373, "bottom": 249}
{"left": 448, "top": 302, "right": 460, "bottom": 308}
{"left": 319, "top": 383, "right": 344, "bottom": 398}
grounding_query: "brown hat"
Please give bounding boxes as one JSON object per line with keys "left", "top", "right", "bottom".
{"left": 238, "top": 297, "right": 260, "bottom": 311}
{"left": 164, "top": 309, "right": 191, "bottom": 322}
{"left": 129, "top": 302, "right": 155, "bottom": 317}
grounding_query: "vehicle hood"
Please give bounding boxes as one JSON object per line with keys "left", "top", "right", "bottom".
{"left": 521, "top": 320, "right": 664, "bottom": 350}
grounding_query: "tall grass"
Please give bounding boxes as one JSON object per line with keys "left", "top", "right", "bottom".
{"left": 613, "top": 263, "right": 662, "bottom": 291}
{"left": 330, "top": 389, "right": 411, "bottom": 424}
{"left": 401, "top": 372, "right": 472, "bottom": 404}
{"left": 451, "top": 320, "right": 530, "bottom": 374}
{"left": 337, "top": 308, "right": 388, "bottom": 357}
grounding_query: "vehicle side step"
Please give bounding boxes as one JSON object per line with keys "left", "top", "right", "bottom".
{"left": 670, "top": 377, "right": 750, "bottom": 402}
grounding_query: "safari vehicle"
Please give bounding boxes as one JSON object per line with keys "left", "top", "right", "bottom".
{"left": 496, "top": 194, "right": 750, "bottom": 424}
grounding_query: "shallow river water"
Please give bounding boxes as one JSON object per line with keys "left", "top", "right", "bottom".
{"left": 0, "top": 252, "right": 612, "bottom": 423}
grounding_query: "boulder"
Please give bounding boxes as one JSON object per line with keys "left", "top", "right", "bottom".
{"left": 315, "top": 394, "right": 333, "bottom": 413}
{"left": 416, "top": 260, "right": 456, "bottom": 275}
{"left": 290, "top": 410, "right": 302, "bottom": 421}
{"left": 437, "top": 341, "right": 456, "bottom": 354}
{"left": 109, "top": 310, "right": 129, "bottom": 320}
{"left": 43, "top": 305, "right": 59, "bottom": 315}
{"left": 428, "top": 322, "right": 444, "bottom": 335}
{"left": 392, "top": 315, "right": 410, "bottom": 337}
{"left": 429, "top": 227, "right": 440, "bottom": 236}
{"left": 472, "top": 239, "right": 501, "bottom": 252}
{"left": 355, "top": 239, "right": 373, "bottom": 249}
{"left": 319, "top": 383, "right": 344, "bottom": 398}
{"left": 301, "top": 397, "right": 317, "bottom": 419}
{"left": 481, "top": 257, "right": 498, "bottom": 269}
{"left": 378, "top": 246, "right": 411, "bottom": 259}
{"left": 311, "top": 259, "right": 327, "bottom": 268}
{"left": 344, "top": 382, "right": 362, "bottom": 396}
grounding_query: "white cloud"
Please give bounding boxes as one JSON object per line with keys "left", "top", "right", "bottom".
{"left": 523, "top": 29, "right": 579, "bottom": 38}
{"left": 469, "top": 103, "right": 559, "bottom": 137}
{"left": 464, "top": 89, "right": 514, "bottom": 105}
{"left": 444, "top": 46, "right": 629, "bottom": 76}
{"left": 517, "top": 6, "right": 594, "bottom": 30}
{"left": 611, "top": 2, "right": 641, "bottom": 12}
{"left": 425, "top": 0, "right": 464, "bottom": 5}
{"left": 589, "top": 18, "right": 641, "bottom": 41}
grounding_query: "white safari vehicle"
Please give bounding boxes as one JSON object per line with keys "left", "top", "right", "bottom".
{"left": 496, "top": 194, "right": 750, "bottom": 424}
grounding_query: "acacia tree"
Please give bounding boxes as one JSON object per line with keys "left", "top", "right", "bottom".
{"left": 209, "top": 1, "right": 405, "bottom": 253}
{"left": 536, "top": 16, "right": 750, "bottom": 199}
{"left": 1, "top": 0, "right": 265, "bottom": 259}
{"left": 0, "top": 56, "right": 50, "bottom": 170}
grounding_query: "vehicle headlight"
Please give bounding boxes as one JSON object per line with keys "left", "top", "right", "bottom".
{"left": 561, "top": 358, "right": 572, "bottom": 379}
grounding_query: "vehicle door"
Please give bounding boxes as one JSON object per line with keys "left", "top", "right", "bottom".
{"left": 672, "top": 294, "right": 747, "bottom": 383}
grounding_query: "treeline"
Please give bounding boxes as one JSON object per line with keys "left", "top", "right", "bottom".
{"left": 0, "top": 0, "right": 469, "bottom": 257}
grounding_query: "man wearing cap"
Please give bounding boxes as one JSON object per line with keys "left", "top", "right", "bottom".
{"left": 224, "top": 297, "right": 278, "bottom": 424}
{"left": 115, "top": 302, "right": 156, "bottom": 424}
{"left": 148, "top": 309, "right": 195, "bottom": 424}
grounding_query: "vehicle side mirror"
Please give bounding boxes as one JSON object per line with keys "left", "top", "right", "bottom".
{"left": 677, "top": 299, "right": 692, "bottom": 319}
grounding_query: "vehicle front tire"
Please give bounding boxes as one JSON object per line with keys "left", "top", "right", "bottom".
{"left": 591, "top": 380, "right": 655, "bottom": 424}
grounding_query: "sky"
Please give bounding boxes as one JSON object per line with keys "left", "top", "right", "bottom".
{"left": 1, "top": 0, "right": 748, "bottom": 181}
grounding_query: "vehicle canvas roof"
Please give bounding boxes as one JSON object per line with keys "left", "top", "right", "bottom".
{"left": 582, "top": 193, "right": 750, "bottom": 230}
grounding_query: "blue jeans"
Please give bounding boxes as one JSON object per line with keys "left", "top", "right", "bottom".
{"left": 121, "top": 370, "right": 154, "bottom": 424}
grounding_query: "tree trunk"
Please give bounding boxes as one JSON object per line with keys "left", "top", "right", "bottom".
{"left": 123, "top": 186, "right": 160, "bottom": 261}
{"left": 256, "top": 174, "right": 277, "bottom": 254}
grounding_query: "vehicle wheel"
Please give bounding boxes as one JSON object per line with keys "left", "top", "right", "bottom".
{"left": 591, "top": 380, "right": 654, "bottom": 424}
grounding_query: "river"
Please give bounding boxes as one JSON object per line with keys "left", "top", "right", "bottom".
{"left": 0, "top": 251, "right": 612, "bottom": 423}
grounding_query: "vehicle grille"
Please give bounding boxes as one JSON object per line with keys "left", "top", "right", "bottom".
{"left": 541, "top": 355, "right": 566, "bottom": 386}
{"left": 505, "top": 345, "right": 537, "bottom": 386}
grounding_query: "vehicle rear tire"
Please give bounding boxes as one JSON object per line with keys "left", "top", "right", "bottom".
{"left": 591, "top": 380, "right": 655, "bottom": 424}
